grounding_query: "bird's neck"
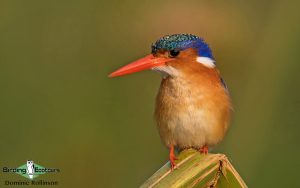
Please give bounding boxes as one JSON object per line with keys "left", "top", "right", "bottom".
{"left": 158, "top": 67, "right": 223, "bottom": 104}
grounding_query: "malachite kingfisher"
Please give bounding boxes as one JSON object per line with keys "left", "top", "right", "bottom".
{"left": 109, "top": 34, "right": 232, "bottom": 170}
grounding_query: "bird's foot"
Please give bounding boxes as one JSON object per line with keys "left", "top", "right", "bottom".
{"left": 170, "top": 154, "right": 177, "bottom": 170}
{"left": 199, "top": 145, "right": 209, "bottom": 154}
{"left": 169, "top": 145, "right": 178, "bottom": 170}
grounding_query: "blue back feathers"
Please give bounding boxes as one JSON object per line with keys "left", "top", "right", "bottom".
{"left": 151, "top": 34, "right": 214, "bottom": 60}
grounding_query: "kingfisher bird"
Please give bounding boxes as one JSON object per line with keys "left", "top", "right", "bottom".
{"left": 109, "top": 34, "right": 232, "bottom": 169}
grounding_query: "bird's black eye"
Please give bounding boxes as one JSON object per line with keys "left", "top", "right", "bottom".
{"left": 169, "top": 50, "right": 180, "bottom": 58}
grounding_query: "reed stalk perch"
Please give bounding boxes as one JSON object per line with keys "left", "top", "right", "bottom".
{"left": 140, "top": 149, "right": 247, "bottom": 188}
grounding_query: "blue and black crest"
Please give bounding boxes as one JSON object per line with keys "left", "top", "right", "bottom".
{"left": 151, "top": 34, "right": 214, "bottom": 60}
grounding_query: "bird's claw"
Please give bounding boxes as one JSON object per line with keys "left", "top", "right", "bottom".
{"left": 169, "top": 145, "right": 178, "bottom": 171}
{"left": 170, "top": 155, "right": 178, "bottom": 170}
{"left": 200, "top": 145, "right": 209, "bottom": 154}
{"left": 170, "top": 161, "right": 176, "bottom": 170}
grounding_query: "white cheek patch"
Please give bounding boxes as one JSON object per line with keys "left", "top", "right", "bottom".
{"left": 152, "top": 66, "right": 180, "bottom": 78}
{"left": 196, "top": 57, "right": 215, "bottom": 68}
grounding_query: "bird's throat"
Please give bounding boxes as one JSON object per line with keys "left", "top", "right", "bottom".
{"left": 152, "top": 65, "right": 180, "bottom": 78}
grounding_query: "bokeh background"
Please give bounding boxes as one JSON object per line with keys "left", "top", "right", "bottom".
{"left": 1, "top": 0, "right": 300, "bottom": 187}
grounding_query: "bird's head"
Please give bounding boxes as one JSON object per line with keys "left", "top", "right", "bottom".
{"left": 109, "top": 34, "right": 215, "bottom": 78}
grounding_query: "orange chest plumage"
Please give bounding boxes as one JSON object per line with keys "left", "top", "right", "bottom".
{"left": 154, "top": 67, "right": 232, "bottom": 149}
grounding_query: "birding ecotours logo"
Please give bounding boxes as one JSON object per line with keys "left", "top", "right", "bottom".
{"left": 2, "top": 160, "right": 60, "bottom": 180}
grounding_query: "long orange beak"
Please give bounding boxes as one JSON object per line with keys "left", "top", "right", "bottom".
{"left": 109, "top": 54, "right": 173, "bottom": 77}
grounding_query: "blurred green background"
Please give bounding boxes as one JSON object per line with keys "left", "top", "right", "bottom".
{"left": 1, "top": 0, "right": 300, "bottom": 187}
